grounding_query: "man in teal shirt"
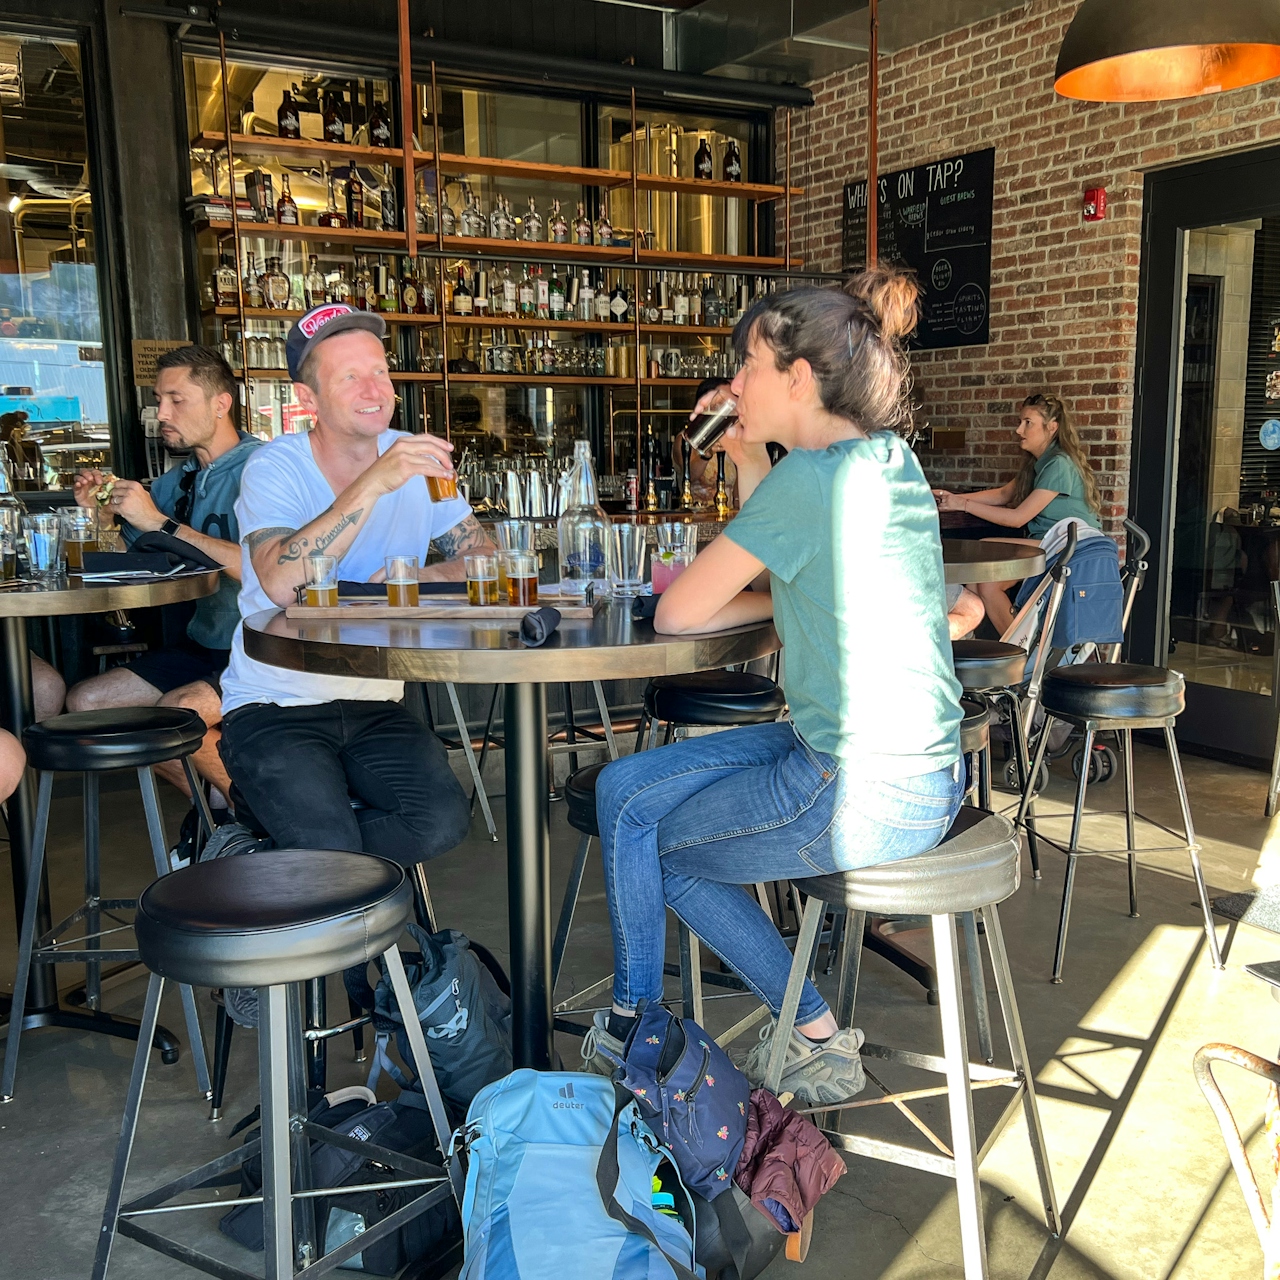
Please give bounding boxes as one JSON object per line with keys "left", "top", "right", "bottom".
{"left": 67, "top": 346, "right": 259, "bottom": 815}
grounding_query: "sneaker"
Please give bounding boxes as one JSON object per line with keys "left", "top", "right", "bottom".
{"left": 580, "top": 1011, "right": 625, "bottom": 1077}
{"left": 223, "top": 985, "right": 259, "bottom": 1030}
{"left": 743, "top": 1020, "right": 866, "bottom": 1107}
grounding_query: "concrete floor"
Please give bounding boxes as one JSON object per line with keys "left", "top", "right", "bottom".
{"left": 1, "top": 738, "right": 1277, "bottom": 1279}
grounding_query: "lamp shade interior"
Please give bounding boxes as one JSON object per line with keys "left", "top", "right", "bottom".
{"left": 1055, "top": 42, "right": 1280, "bottom": 102}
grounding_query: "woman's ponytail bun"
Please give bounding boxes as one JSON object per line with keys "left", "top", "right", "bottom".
{"left": 845, "top": 266, "right": 919, "bottom": 342}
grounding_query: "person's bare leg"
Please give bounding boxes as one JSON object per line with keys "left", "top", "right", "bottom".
{"left": 30, "top": 656, "right": 65, "bottom": 721}
{"left": 977, "top": 579, "right": 1017, "bottom": 637}
{"left": 156, "top": 679, "right": 231, "bottom": 804}
{"left": 0, "top": 728, "right": 25, "bottom": 802}
{"left": 65, "top": 666, "right": 163, "bottom": 714}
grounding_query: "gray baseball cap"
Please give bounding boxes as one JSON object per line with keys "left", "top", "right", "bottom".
{"left": 286, "top": 303, "right": 387, "bottom": 380}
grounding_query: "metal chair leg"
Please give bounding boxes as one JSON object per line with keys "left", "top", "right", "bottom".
{"left": 209, "top": 1000, "right": 234, "bottom": 1121}
{"left": 286, "top": 984, "right": 318, "bottom": 1266}
{"left": 592, "top": 681, "right": 619, "bottom": 761}
{"left": 1051, "top": 727, "right": 1094, "bottom": 984}
{"left": 647, "top": 716, "right": 661, "bottom": 751}
{"left": 446, "top": 681, "right": 497, "bottom": 841}
{"left": 183, "top": 756, "right": 218, "bottom": 850}
{"left": 349, "top": 994, "right": 367, "bottom": 1063}
{"left": 1, "top": 771, "right": 54, "bottom": 1101}
{"left": 978, "top": 741, "right": 992, "bottom": 811}
{"left": 1005, "top": 693, "right": 1041, "bottom": 878}
{"left": 678, "top": 924, "right": 704, "bottom": 1025}
{"left": 764, "top": 896, "right": 825, "bottom": 1095}
{"left": 411, "top": 863, "right": 438, "bottom": 934}
{"left": 91, "top": 974, "right": 165, "bottom": 1280}
{"left": 552, "top": 833, "right": 592, "bottom": 990}
{"left": 834, "top": 909, "right": 865, "bottom": 1031}
{"left": 258, "top": 985, "right": 294, "bottom": 1280}
{"left": 305, "top": 976, "right": 327, "bottom": 1095}
{"left": 931, "top": 910, "right": 988, "bottom": 1279}
{"left": 981, "top": 903, "right": 1060, "bottom": 1236}
{"left": 1164, "top": 725, "right": 1224, "bottom": 970}
{"left": 84, "top": 771, "right": 102, "bottom": 1011}
{"left": 961, "top": 911, "right": 993, "bottom": 1065}
{"left": 138, "top": 766, "right": 211, "bottom": 1096}
{"left": 1121, "top": 728, "right": 1138, "bottom": 918}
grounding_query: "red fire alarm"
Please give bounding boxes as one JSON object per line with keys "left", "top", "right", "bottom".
{"left": 1083, "top": 187, "right": 1107, "bottom": 221}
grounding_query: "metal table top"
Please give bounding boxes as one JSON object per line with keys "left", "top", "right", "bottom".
{"left": 0, "top": 570, "right": 219, "bottom": 617}
{"left": 942, "top": 539, "right": 1045, "bottom": 584}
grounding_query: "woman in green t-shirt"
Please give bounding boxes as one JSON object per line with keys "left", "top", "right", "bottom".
{"left": 932, "top": 393, "right": 1102, "bottom": 634}
{"left": 584, "top": 269, "right": 965, "bottom": 1108}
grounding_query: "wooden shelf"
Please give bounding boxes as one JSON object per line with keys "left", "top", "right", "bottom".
{"left": 441, "top": 314, "right": 732, "bottom": 336}
{"left": 436, "top": 234, "right": 625, "bottom": 264}
{"left": 205, "top": 306, "right": 441, "bottom": 324}
{"left": 192, "top": 220, "right": 407, "bottom": 249}
{"left": 634, "top": 171, "right": 801, "bottom": 202}
{"left": 446, "top": 373, "right": 632, "bottom": 387}
{"left": 192, "top": 132, "right": 406, "bottom": 169}
{"left": 638, "top": 248, "right": 797, "bottom": 270}
{"left": 238, "top": 369, "right": 439, "bottom": 382}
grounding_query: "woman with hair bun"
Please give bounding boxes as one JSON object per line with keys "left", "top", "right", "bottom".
{"left": 584, "top": 268, "right": 965, "bottom": 1108}
{"left": 933, "top": 392, "right": 1102, "bottom": 635}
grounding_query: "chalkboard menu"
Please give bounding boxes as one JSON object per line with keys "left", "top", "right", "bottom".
{"left": 842, "top": 146, "right": 995, "bottom": 350}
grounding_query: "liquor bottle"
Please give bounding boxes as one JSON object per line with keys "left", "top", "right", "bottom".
{"left": 276, "top": 173, "right": 299, "bottom": 226}
{"left": 439, "top": 197, "right": 456, "bottom": 236}
{"left": 396, "top": 258, "right": 416, "bottom": 314}
{"left": 331, "top": 265, "right": 353, "bottom": 305}
{"left": 459, "top": 186, "right": 482, "bottom": 237}
{"left": 658, "top": 272, "right": 673, "bottom": 325}
{"left": 379, "top": 260, "right": 399, "bottom": 313}
{"left": 415, "top": 174, "right": 435, "bottom": 234}
{"left": 324, "top": 92, "right": 346, "bottom": 145}
{"left": 238, "top": 93, "right": 256, "bottom": 137}
{"left": 473, "top": 267, "right": 490, "bottom": 317}
{"left": 548, "top": 267, "right": 566, "bottom": 320}
{"left": 212, "top": 255, "right": 237, "bottom": 307}
{"left": 489, "top": 198, "right": 504, "bottom": 240}
{"left": 351, "top": 254, "right": 371, "bottom": 310}
{"left": 517, "top": 264, "right": 535, "bottom": 317}
{"left": 609, "top": 275, "right": 628, "bottom": 323}
{"left": 694, "top": 137, "right": 714, "bottom": 181}
{"left": 557, "top": 439, "right": 609, "bottom": 597}
{"left": 522, "top": 196, "right": 543, "bottom": 242}
{"left": 641, "top": 277, "right": 658, "bottom": 324}
{"left": 642, "top": 423, "right": 659, "bottom": 511}
{"left": 577, "top": 269, "right": 594, "bottom": 321}
{"left": 262, "top": 255, "right": 291, "bottom": 310}
{"left": 346, "top": 163, "right": 364, "bottom": 229}
{"left": 573, "top": 202, "right": 592, "bottom": 246}
{"left": 497, "top": 195, "right": 515, "bottom": 240}
{"left": 243, "top": 252, "right": 265, "bottom": 308}
{"left": 549, "top": 199, "right": 569, "bottom": 244}
{"left": 723, "top": 138, "right": 742, "bottom": 183}
{"left": 593, "top": 271, "right": 611, "bottom": 322}
{"left": 318, "top": 163, "right": 348, "bottom": 228}
{"left": 277, "top": 87, "right": 301, "bottom": 139}
{"left": 595, "top": 207, "right": 613, "bottom": 246}
{"left": 534, "top": 266, "right": 550, "bottom": 319}
{"left": 626, "top": 280, "right": 637, "bottom": 323}
{"left": 688, "top": 275, "right": 703, "bottom": 326}
{"left": 417, "top": 257, "right": 436, "bottom": 314}
{"left": 378, "top": 165, "right": 397, "bottom": 232}
{"left": 738, "top": 276, "right": 751, "bottom": 317}
{"left": 673, "top": 273, "right": 688, "bottom": 326}
{"left": 453, "top": 264, "right": 473, "bottom": 315}
{"left": 369, "top": 98, "right": 393, "bottom": 148}
{"left": 499, "top": 263, "right": 517, "bottom": 316}
{"left": 303, "top": 255, "right": 326, "bottom": 308}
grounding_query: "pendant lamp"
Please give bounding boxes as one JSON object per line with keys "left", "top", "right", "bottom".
{"left": 1055, "top": 0, "right": 1280, "bottom": 102}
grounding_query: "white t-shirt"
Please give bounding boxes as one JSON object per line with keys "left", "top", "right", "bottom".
{"left": 221, "top": 429, "right": 472, "bottom": 713}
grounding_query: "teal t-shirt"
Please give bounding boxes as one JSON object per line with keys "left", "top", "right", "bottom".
{"left": 725, "top": 432, "right": 963, "bottom": 780}
{"left": 1026, "top": 443, "right": 1101, "bottom": 539}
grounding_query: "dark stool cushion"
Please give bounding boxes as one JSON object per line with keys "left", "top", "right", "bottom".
{"left": 24, "top": 707, "right": 207, "bottom": 773}
{"left": 645, "top": 672, "right": 785, "bottom": 727}
{"left": 566, "top": 762, "right": 606, "bottom": 837}
{"left": 959, "top": 698, "right": 990, "bottom": 756}
{"left": 1041, "top": 663, "right": 1184, "bottom": 722}
{"left": 951, "top": 640, "right": 1027, "bottom": 691}
{"left": 791, "top": 807, "right": 1019, "bottom": 916}
{"left": 136, "top": 849, "right": 412, "bottom": 988}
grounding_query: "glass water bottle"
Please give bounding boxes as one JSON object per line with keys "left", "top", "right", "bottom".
{"left": 557, "top": 439, "right": 609, "bottom": 598}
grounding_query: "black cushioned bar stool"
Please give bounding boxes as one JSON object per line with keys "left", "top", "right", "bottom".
{"left": 760, "top": 808, "right": 1059, "bottom": 1280}
{"left": 92, "top": 849, "right": 457, "bottom": 1280}
{"left": 636, "top": 670, "right": 787, "bottom": 751}
{"left": 2, "top": 708, "right": 216, "bottom": 1102}
{"left": 1016, "top": 662, "right": 1222, "bottom": 982}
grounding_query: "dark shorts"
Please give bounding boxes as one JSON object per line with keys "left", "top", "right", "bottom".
{"left": 126, "top": 642, "right": 230, "bottom": 696}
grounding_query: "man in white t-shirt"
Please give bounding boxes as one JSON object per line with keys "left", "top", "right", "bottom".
{"left": 218, "top": 303, "right": 493, "bottom": 864}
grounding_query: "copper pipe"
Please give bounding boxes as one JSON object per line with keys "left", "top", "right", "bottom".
{"left": 867, "top": 0, "right": 879, "bottom": 268}
{"left": 630, "top": 88, "right": 641, "bottom": 469}
{"left": 784, "top": 108, "right": 792, "bottom": 268}
{"left": 430, "top": 61, "right": 450, "bottom": 438}
{"left": 217, "top": 31, "right": 250, "bottom": 396}
{"left": 398, "top": 0, "right": 417, "bottom": 258}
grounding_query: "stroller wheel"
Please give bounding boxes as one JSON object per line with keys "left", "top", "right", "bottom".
{"left": 1072, "top": 743, "right": 1117, "bottom": 784}
{"left": 1002, "top": 757, "right": 1050, "bottom": 794}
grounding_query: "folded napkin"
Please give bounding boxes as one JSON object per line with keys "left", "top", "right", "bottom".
{"left": 132, "top": 530, "right": 223, "bottom": 571}
{"left": 631, "top": 594, "right": 660, "bottom": 621}
{"left": 336, "top": 579, "right": 468, "bottom": 597}
{"left": 520, "top": 606, "right": 561, "bottom": 647}
{"left": 81, "top": 552, "right": 184, "bottom": 576}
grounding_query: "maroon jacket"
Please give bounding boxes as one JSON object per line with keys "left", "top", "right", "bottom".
{"left": 733, "top": 1089, "right": 846, "bottom": 1233}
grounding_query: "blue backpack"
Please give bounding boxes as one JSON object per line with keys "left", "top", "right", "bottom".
{"left": 456, "top": 1069, "right": 703, "bottom": 1280}
{"left": 1015, "top": 535, "right": 1123, "bottom": 648}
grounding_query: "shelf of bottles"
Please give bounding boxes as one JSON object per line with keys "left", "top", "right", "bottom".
{"left": 183, "top": 52, "right": 808, "bottom": 487}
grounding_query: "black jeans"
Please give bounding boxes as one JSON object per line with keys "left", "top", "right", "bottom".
{"left": 219, "top": 700, "right": 470, "bottom": 866}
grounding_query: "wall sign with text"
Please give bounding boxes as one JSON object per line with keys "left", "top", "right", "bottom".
{"left": 842, "top": 147, "right": 995, "bottom": 350}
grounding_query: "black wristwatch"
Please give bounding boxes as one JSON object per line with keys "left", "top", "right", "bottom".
{"left": 160, "top": 518, "right": 181, "bottom": 537}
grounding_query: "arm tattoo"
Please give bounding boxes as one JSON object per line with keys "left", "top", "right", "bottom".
{"left": 431, "top": 513, "right": 490, "bottom": 560}
{"left": 246, "top": 527, "right": 294, "bottom": 555}
{"left": 313, "top": 507, "right": 364, "bottom": 553}
{"left": 277, "top": 534, "right": 310, "bottom": 563}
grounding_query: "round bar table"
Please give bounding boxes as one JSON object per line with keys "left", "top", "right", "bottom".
{"left": 943, "top": 539, "right": 1045, "bottom": 584}
{"left": 0, "top": 572, "right": 218, "bottom": 1038}
{"left": 244, "top": 600, "right": 780, "bottom": 1069}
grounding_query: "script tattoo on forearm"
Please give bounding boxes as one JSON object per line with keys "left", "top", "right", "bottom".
{"left": 431, "top": 514, "right": 490, "bottom": 560}
{"left": 313, "top": 507, "right": 363, "bottom": 554}
{"left": 246, "top": 527, "right": 294, "bottom": 555}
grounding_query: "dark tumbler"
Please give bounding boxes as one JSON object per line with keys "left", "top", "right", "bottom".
{"left": 684, "top": 398, "right": 738, "bottom": 457}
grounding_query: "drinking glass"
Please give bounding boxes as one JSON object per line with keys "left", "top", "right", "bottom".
{"left": 60, "top": 507, "right": 99, "bottom": 571}
{"left": 303, "top": 553, "right": 339, "bottom": 606}
{"left": 607, "top": 522, "right": 647, "bottom": 596}
{"left": 427, "top": 470, "right": 459, "bottom": 502}
{"left": 465, "top": 554, "right": 499, "bottom": 607}
{"left": 384, "top": 554, "right": 420, "bottom": 607}
{"left": 652, "top": 521, "right": 696, "bottom": 593}
{"left": 501, "top": 551, "right": 539, "bottom": 606}
{"left": 494, "top": 520, "right": 533, "bottom": 599}
{"left": 23, "top": 513, "right": 62, "bottom": 578}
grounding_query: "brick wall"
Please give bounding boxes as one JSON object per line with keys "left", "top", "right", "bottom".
{"left": 784, "top": 0, "right": 1280, "bottom": 529}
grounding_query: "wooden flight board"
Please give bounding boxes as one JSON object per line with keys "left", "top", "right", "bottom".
{"left": 285, "top": 596, "right": 597, "bottom": 621}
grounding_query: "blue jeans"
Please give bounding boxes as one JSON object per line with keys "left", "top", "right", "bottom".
{"left": 596, "top": 722, "right": 964, "bottom": 1025}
